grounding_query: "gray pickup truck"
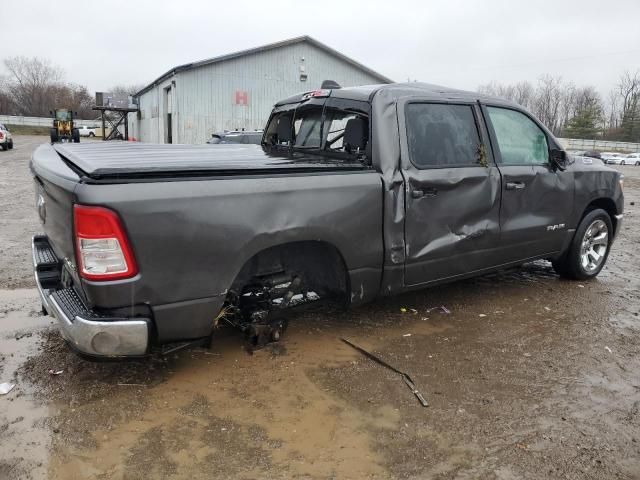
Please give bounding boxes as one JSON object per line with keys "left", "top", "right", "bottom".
{"left": 31, "top": 83, "right": 624, "bottom": 358}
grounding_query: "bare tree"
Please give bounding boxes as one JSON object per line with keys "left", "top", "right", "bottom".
{"left": 616, "top": 70, "right": 640, "bottom": 141}
{"left": 606, "top": 90, "right": 620, "bottom": 131}
{"left": 3, "top": 56, "right": 64, "bottom": 117}
{"left": 559, "top": 82, "right": 577, "bottom": 131}
{"left": 0, "top": 74, "right": 15, "bottom": 114}
{"left": 513, "top": 81, "right": 535, "bottom": 109}
{"left": 0, "top": 56, "right": 99, "bottom": 118}
{"left": 532, "top": 75, "right": 565, "bottom": 134}
{"left": 109, "top": 84, "right": 146, "bottom": 97}
{"left": 617, "top": 71, "right": 640, "bottom": 117}
{"left": 478, "top": 77, "right": 605, "bottom": 136}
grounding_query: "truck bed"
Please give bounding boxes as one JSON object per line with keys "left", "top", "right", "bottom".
{"left": 52, "top": 143, "right": 366, "bottom": 180}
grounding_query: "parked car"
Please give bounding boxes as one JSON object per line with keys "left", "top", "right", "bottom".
{"left": 207, "top": 130, "right": 263, "bottom": 145}
{"left": 602, "top": 152, "right": 628, "bottom": 165}
{"left": 77, "top": 126, "right": 97, "bottom": 137}
{"left": 30, "top": 82, "right": 624, "bottom": 358}
{"left": 626, "top": 152, "right": 640, "bottom": 166}
{"left": 0, "top": 123, "right": 13, "bottom": 151}
{"left": 583, "top": 150, "right": 602, "bottom": 160}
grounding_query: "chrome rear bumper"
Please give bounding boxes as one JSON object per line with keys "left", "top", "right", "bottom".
{"left": 32, "top": 235, "right": 150, "bottom": 357}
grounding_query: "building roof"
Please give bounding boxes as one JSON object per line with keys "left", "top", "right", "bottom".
{"left": 135, "top": 36, "right": 393, "bottom": 97}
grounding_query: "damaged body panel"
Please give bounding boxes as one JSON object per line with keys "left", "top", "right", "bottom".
{"left": 72, "top": 169, "right": 384, "bottom": 343}
{"left": 30, "top": 82, "right": 623, "bottom": 357}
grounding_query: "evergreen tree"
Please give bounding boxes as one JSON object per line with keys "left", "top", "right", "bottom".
{"left": 563, "top": 98, "right": 602, "bottom": 139}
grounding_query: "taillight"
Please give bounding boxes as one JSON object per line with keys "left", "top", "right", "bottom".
{"left": 73, "top": 205, "right": 138, "bottom": 280}
{"left": 0, "top": 132, "right": 4, "bottom": 140}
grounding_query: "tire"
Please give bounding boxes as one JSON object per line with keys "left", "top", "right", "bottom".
{"left": 620, "top": 160, "right": 625, "bottom": 166}
{"left": 89, "top": 132, "right": 95, "bottom": 137}
{"left": 72, "top": 129, "right": 80, "bottom": 143}
{"left": 8, "top": 140, "right": 13, "bottom": 150}
{"left": 0, "top": 143, "right": 6, "bottom": 151}
{"left": 635, "top": 161, "right": 640, "bottom": 166}
{"left": 552, "top": 208, "right": 612, "bottom": 280}
{"left": 50, "top": 128, "right": 59, "bottom": 143}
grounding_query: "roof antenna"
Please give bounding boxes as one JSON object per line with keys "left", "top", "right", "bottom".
{"left": 321, "top": 80, "right": 341, "bottom": 89}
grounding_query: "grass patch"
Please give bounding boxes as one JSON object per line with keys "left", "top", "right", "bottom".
{"left": 5, "top": 124, "right": 50, "bottom": 136}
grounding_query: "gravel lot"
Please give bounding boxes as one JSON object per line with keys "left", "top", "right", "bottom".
{"left": 1, "top": 135, "right": 639, "bottom": 479}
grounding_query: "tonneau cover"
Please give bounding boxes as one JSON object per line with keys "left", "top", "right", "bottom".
{"left": 52, "top": 143, "right": 365, "bottom": 179}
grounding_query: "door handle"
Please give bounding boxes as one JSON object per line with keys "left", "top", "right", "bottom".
{"left": 411, "top": 187, "right": 437, "bottom": 198}
{"left": 505, "top": 181, "right": 526, "bottom": 190}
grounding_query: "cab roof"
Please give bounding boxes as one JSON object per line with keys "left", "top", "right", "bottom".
{"left": 274, "top": 82, "right": 517, "bottom": 108}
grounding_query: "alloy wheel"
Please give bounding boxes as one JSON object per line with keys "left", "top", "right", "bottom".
{"left": 580, "top": 219, "right": 609, "bottom": 273}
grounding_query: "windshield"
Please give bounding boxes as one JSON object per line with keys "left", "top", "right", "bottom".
{"left": 55, "top": 110, "right": 70, "bottom": 121}
{"left": 263, "top": 100, "right": 369, "bottom": 161}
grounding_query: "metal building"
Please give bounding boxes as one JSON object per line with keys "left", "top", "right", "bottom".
{"left": 129, "top": 36, "right": 391, "bottom": 144}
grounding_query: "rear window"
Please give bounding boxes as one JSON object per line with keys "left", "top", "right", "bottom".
{"left": 293, "top": 105, "right": 323, "bottom": 148}
{"left": 263, "top": 100, "right": 370, "bottom": 161}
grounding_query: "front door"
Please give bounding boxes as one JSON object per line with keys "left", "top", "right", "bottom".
{"left": 482, "top": 106, "right": 573, "bottom": 261}
{"left": 401, "top": 101, "right": 502, "bottom": 286}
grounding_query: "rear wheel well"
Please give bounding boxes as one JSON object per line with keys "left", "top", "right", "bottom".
{"left": 584, "top": 198, "right": 617, "bottom": 231}
{"left": 230, "top": 241, "right": 349, "bottom": 301}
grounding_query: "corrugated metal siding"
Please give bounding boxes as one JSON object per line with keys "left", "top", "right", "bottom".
{"left": 131, "top": 41, "right": 385, "bottom": 144}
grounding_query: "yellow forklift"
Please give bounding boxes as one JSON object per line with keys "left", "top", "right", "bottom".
{"left": 49, "top": 109, "right": 80, "bottom": 143}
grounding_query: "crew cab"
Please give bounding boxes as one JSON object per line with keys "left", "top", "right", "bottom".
{"left": 30, "top": 83, "right": 624, "bottom": 357}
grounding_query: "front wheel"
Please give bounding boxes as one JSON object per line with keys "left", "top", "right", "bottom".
{"left": 552, "top": 208, "right": 612, "bottom": 280}
{"left": 620, "top": 160, "right": 625, "bottom": 166}
{"left": 8, "top": 140, "right": 13, "bottom": 150}
{"left": 635, "top": 161, "right": 640, "bottom": 166}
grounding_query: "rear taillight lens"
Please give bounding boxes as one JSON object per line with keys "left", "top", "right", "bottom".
{"left": 0, "top": 132, "right": 4, "bottom": 140}
{"left": 73, "top": 205, "right": 138, "bottom": 280}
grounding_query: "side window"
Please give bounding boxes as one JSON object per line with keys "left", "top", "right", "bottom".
{"left": 406, "top": 103, "right": 481, "bottom": 168}
{"left": 487, "top": 107, "right": 549, "bottom": 165}
{"left": 323, "top": 109, "right": 367, "bottom": 153}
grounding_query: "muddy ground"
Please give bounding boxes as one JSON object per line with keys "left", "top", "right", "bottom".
{"left": 0, "top": 134, "right": 639, "bottom": 479}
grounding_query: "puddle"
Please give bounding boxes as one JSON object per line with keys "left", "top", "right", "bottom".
{"left": 0, "top": 289, "right": 52, "bottom": 480}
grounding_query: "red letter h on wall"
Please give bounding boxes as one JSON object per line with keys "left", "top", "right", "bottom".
{"left": 235, "top": 90, "right": 249, "bottom": 106}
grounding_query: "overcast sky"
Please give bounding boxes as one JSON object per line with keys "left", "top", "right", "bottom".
{"left": 3, "top": 0, "right": 639, "bottom": 97}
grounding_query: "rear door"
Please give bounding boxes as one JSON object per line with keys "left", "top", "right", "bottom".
{"left": 482, "top": 105, "right": 573, "bottom": 261}
{"left": 399, "top": 100, "right": 502, "bottom": 286}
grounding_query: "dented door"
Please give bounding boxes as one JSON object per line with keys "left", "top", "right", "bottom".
{"left": 400, "top": 101, "right": 502, "bottom": 286}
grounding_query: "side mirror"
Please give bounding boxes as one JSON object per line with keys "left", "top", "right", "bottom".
{"left": 550, "top": 148, "right": 567, "bottom": 171}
